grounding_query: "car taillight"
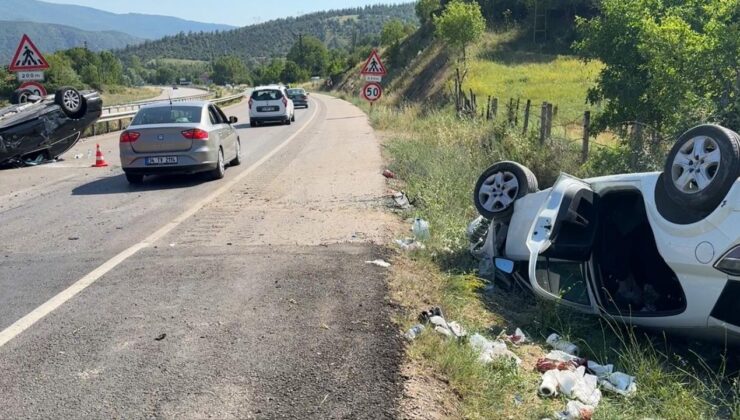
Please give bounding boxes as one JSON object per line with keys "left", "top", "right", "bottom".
{"left": 282, "top": 97, "right": 287, "bottom": 107}
{"left": 715, "top": 245, "right": 740, "bottom": 276}
{"left": 248, "top": 98, "right": 253, "bottom": 109}
{"left": 120, "top": 131, "right": 140, "bottom": 143}
{"left": 181, "top": 129, "right": 209, "bottom": 140}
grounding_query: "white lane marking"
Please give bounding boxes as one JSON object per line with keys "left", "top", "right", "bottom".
{"left": 0, "top": 99, "right": 321, "bottom": 348}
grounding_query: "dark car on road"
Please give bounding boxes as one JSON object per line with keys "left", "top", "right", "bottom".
{"left": 0, "top": 87, "right": 102, "bottom": 166}
{"left": 287, "top": 88, "right": 309, "bottom": 109}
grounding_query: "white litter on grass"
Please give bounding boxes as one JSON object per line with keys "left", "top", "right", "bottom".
{"left": 539, "top": 366, "right": 601, "bottom": 407}
{"left": 546, "top": 333, "right": 580, "bottom": 355}
{"left": 556, "top": 400, "right": 595, "bottom": 420}
{"left": 394, "top": 238, "right": 425, "bottom": 251}
{"left": 545, "top": 350, "right": 583, "bottom": 363}
{"left": 600, "top": 372, "right": 637, "bottom": 397}
{"left": 429, "top": 316, "right": 466, "bottom": 338}
{"left": 469, "top": 333, "right": 521, "bottom": 365}
{"left": 365, "top": 259, "right": 391, "bottom": 268}
{"left": 587, "top": 360, "right": 614, "bottom": 378}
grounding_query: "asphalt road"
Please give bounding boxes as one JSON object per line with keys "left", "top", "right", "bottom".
{"left": 0, "top": 95, "right": 402, "bottom": 419}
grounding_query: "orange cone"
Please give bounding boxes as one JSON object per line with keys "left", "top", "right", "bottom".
{"left": 92, "top": 144, "right": 108, "bottom": 167}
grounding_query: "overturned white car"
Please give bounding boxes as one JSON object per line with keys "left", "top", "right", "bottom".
{"left": 473, "top": 124, "right": 740, "bottom": 342}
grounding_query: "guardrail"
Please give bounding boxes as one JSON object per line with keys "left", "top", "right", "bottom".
{"left": 88, "top": 92, "right": 246, "bottom": 138}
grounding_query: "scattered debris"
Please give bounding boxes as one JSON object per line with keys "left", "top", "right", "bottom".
{"left": 599, "top": 372, "right": 637, "bottom": 397}
{"left": 411, "top": 218, "right": 430, "bottom": 241}
{"left": 469, "top": 333, "right": 521, "bottom": 365}
{"left": 539, "top": 366, "right": 601, "bottom": 407}
{"left": 382, "top": 169, "right": 396, "bottom": 179}
{"left": 513, "top": 394, "right": 524, "bottom": 406}
{"left": 556, "top": 400, "right": 594, "bottom": 420}
{"left": 68, "top": 237, "right": 79, "bottom": 241}
{"left": 320, "top": 323, "right": 330, "bottom": 330}
{"left": 536, "top": 357, "right": 586, "bottom": 373}
{"left": 391, "top": 191, "right": 412, "bottom": 209}
{"left": 404, "top": 324, "right": 425, "bottom": 340}
{"left": 74, "top": 153, "right": 84, "bottom": 159}
{"left": 289, "top": 299, "right": 297, "bottom": 305}
{"left": 394, "top": 238, "right": 425, "bottom": 252}
{"left": 506, "top": 327, "right": 529, "bottom": 345}
{"left": 417, "top": 307, "right": 466, "bottom": 339}
{"left": 546, "top": 333, "right": 580, "bottom": 355}
{"left": 155, "top": 333, "right": 166, "bottom": 341}
{"left": 418, "top": 307, "right": 443, "bottom": 323}
{"left": 366, "top": 259, "right": 391, "bottom": 268}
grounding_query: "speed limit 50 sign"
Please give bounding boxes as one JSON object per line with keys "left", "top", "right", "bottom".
{"left": 361, "top": 82, "right": 382, "bottom": 102}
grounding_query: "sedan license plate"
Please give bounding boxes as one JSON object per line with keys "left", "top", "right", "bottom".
{"left": 146, "top": 156, "right": 178, "bottom": 165}
{"left": 259, "top": 106, "right": 278, "bottom": 112}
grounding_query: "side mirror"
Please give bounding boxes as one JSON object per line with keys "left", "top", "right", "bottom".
{"left": 494, "top": 258, "right": 515, "bottom": 274}
{"left": 229, "top": 116, "right": 238, "bottom": 124}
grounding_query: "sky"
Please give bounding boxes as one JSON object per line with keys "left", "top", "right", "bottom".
{"left": 41, "top": 0, "right": 411, "bottom": 27}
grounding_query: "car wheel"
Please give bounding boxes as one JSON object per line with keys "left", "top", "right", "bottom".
{"left": 125, "top": 173, "right": 144, "bottom": 185}
{"left": 210, "top": 148, "right": 226, "bottom": 180}
{"left": 10, "top": 89, "right": 34, "bottom": 104}
{"left": 230, "top": 139, "right": 241, "bottom": 166}
{"left": 54, "top": 87, "right": 84, "bottom": 118}
{"left": 663, "top": 124, "right": 740, "bottom": 212}
{"left": 285, "top": 117, "right": 291, "bottom": 125}
{"left": 474, "top": 161, "right": 538, "bottom": 220}
{"left": 291, "top": 113, "right": 296, "bottom": 122}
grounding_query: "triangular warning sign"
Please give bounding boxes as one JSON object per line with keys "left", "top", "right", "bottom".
{"left": 9, "top": 34, "right": 49, "bottom": 72}
{"left": 360, "top": 50, "right": 387, "bottom": 76}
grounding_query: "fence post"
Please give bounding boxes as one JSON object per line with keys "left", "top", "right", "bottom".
{"left": 539, "top": 102, "right": 548, "bottom": 144}
{"left": 582, "top": 111, "right": 591, "bottom": 163}
{"left": 523, "top": 99, "right": 531, "bottom": 135}
{"left": 553, "top": 105, "right": 558, "bottom": 118}
{"left": 545, "top": 103, "right": 553, "bottom": 138}
{"left": 508, "top": 98, "right": 514, "bottom": 124}
{"left": 492, "top": 98, "right": 498, "bottom": 118}
{"left": 486, "top": 96, "right": 491, "bottom": 120}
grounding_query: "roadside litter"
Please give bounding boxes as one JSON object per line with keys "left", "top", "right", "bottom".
{"left": 382, "top": 169, "right": 396, "bottom": 179}
{"left": 546, "top": 333, "right": 580, "bottom": 355}
{"left": 556, "top": 400, "right": 595, "bottom": 420}
{"left": 470, "top": 333, "right": 521, "bottom": 365}
{"left": 416, "top": 307, "right": 466, "bottom": 340}
{"left": 391, "top": 191, "right": 412, "bottom": 210}
{"left": 539, "top": 365, "right": 602, "bottom": 406}
{"left": 505, "top": 327, "right": 529, "bottom": 345}
{"left": 404, "top": 324, "right": 425, "bottom": 340}
{"left": 412, "top": 218, "right": 430, "bottom": 241}
{"left": 366, "top": 259, "right": 391, "bottom": 268}
{"left": 395, "top": 238, "right": 425, "bottom": 252}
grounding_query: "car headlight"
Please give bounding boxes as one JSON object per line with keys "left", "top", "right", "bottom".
{"left": 715, "top": 245, "right": 740, "bottom": 276}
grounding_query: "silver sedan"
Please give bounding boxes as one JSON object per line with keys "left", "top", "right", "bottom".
{"left": 120, "top": 101, "right": 241, "bottom": 184}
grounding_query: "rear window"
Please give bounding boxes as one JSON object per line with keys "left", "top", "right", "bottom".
{"left": 132, "top": 106, "right": 202, "bottom": 125}
{"left": 287, "top": 89, "right": 305, "bottom": 96}
{"left": 251, "top": 89, "right": 284, "bottom": 101}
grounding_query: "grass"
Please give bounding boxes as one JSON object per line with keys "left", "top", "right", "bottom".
{"left": 336, "top": 28, "right": 740, "bottom": 419}
{"left": 101, "top": 86, "right": 161, "bottom": 106}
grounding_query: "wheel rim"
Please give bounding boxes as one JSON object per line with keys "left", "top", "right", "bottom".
{"left": 671, "top": 135, "right": 721, "bottom": 194}
{"left": 478, "top": 171, "right": 520, "bottom": 213}
{"left": 63, "top": 90, "right": 81, "bottom": 111}
{"left": 18, "top": 92, "right": 30, "bottom": 103}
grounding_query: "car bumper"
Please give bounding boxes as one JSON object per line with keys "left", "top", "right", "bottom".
{"left": 120, "top": 145, "right": 219, "bottom": 174}
{"left": 250, "top": 115, "right": 289, "bottom": 123}
{"left": 292, "top": 101, "right": 308, "bottom": 107}
{"left": 123, "top": 162, "right": 216, "bottom": 175}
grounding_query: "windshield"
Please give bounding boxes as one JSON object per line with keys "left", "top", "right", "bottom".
{"left": 287, "top": 89, "right": 305, "bottom": 96}
{"left": 131, "top": 106, "right": 202, "bottom": 125}
{"left": 251, "top": 89, "right": 283, "bottom": 100}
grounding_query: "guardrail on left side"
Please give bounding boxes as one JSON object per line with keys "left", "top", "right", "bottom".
{"left": 84, "top": 92, "right": 247, "bottom": 139}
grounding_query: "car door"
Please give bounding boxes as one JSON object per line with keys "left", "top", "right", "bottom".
{"left": 215, "top": 105, "right": 237, "bottom": 157}
{"left": 524, "top": 173, "right": 601, "bottom": 312}
{"left": 207, "top": 105, "right": 232, "bottom": 158}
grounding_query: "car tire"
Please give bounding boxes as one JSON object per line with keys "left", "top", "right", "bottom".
{"left": 10, "top": 89, "right": 34, "bottom": 104}
{"left": 250, "top": 121, "right": 256, "bottom": 128}
{"left": 474, "top": 161, "right": 538, "bottom": 220}
{"left": 125, "top": 173, "right": 144, "bottom": 185}
{"left": 210, "top": 148, "right": 226, "bottom": 180}
{"left": 663, "top": 124, "right": 740, "bottom": 212}
{"left": 285, "top": 117, "right": 291, "bottom": 125}
{"left": 230, "top": 139, "right": 241, "bottom": 166}
{"left": 54, "top": 87, "right": 84, "bottom": 118}
{"left": 291, "top": 113, "right": 296, "bottom": 122}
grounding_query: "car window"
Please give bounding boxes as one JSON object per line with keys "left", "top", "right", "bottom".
{"left": 208, "top": 106, "right": 222, "bottom": 125}
{"left": 251, "top": 89, "right": 283, "bottom": 101}
{"left": 535, "top": 259, "right": 591, "bottom": 306}
{"left": 287, "top": 89, "right": 304, "bottom": 96}
{"left": 132, "top": 106, "right": 202, "bottom": 125}
{"left": 215, "top": 106, "right": 229, "bottom": 123}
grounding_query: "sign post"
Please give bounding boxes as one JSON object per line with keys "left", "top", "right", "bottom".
{"left": 8, "top": 34, "right": 49, "bottom": 96}
{"left": 359, "top": 50, "right": 387, "bottom": 105}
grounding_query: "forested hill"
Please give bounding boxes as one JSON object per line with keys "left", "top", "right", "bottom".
{"left": 118, "top": 4, "right": 417, "bottom": 63}
{"left": 0, "top": 21, "right": 142, "bottom": 63}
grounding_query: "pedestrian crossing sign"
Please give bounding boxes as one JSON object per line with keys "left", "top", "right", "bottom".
{"left": 9, "top": 34, "right": 49, "bottom": 72}
{"left": 360, "top": 50, "right": 387, "bottom": 76}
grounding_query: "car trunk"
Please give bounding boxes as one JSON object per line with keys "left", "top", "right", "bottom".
{"left": 255, "top": 99, "right": 284, "bottom": 113}
{"left": 130, "top": 125, "right": 195, "bottom": 153}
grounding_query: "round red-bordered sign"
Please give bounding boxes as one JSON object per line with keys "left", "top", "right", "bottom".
{"left": 361, "top": 82, "right": 382, "bottom": 102}
{"left": 18, "top": 81, "right": 47, "bottom": 97}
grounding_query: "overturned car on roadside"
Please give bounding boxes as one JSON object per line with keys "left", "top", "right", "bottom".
{"left": 0, "top": 87, "right": 102, "bottom": 167}
{"left": 471, "top": 124, "right": 740, "bottom": 342}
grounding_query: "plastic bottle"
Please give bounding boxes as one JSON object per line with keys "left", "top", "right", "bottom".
{"left": 412, "top": 218, "right": 430, "bottom": 241}
{"left": 404, "top": 324, "right": 425, "bottom": 340}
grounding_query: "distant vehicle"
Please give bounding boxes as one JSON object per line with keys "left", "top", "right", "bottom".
{"left": 119, "top": 101, "right": 241, "bottom": 184}
{"left": 248, "top": 85, "right": 295, "bottom": 127}
{"left": 473, "top": 124, "right": 740, "bottom": 342}
{"left": 0, "top": 86, "right": 102, "bottom": 167}
{"left": 172, "top": 85, "right": 179, "bottom": 90}
{"left": 287, "top": 88, "right": 309, "bottom": 109}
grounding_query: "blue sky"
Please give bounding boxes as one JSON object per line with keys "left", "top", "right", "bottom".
{"left": 42, "top": 0, "right": 411, "bottom": 26}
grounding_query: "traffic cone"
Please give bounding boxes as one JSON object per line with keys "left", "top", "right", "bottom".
{"left": 92, "top": 144, "right": 108, "bottom": 167}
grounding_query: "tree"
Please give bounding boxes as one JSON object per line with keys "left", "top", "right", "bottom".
{"left": 280, "top": 60, "right": 309, "bottom": 84}
{"left": 155, "top": 66, "right": 176, "bottom": 85}
{"left": 381, "top": 19, "right": 407, "bottom": 46}
{"left": 574, "top": 0, "right": 740, "bottom": 135}
{"left": 99, "top": 51, "right": 124, "bottom": 86}
{"left": 433, "top": 0, "right": 486, "bottom": 62}
{"left": 287, "top": 35, "right": 329, "bottom": 76}
{"left": 44, "top": 53, "right": 83, "bottom": 91}
{"left": 212, "top": 55, "right": 249, "bottom": 85}
{"left": 416, "top": 0, "right": 440, "bottom": 24}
